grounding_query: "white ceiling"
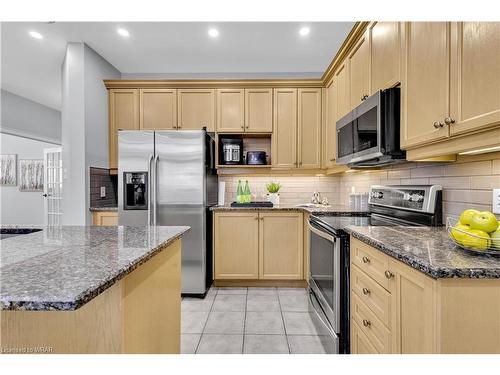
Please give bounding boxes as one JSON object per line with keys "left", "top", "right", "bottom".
{"left": 1, "top": 22, "right": 354, "bottom": 110}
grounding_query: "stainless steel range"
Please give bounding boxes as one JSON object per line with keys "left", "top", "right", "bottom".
{"left": 308, "top": 185, "right": 443, "bottom": 354}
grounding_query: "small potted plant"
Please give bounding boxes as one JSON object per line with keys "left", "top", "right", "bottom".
{"left": 266, "top": 181, "right": 281, "bottom": 206}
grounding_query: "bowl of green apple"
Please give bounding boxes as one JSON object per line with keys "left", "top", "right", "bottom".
{"left": 447, "top": 209, "right": 500, "bottom": 255}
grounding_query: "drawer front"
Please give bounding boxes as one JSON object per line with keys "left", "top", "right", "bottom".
{"left": 351, "top": 320, "right": 380, "bottom": 354}
{"left": 351, "top": 238, "right": 390, "bottom": 290}
{"left": 351, "top": 264, "right": 391, "bottom": 328}
{"left": 351, "top": 292, "right": 391, "bottom": 353}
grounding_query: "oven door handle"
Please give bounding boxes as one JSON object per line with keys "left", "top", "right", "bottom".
{"left": 309, "top": 291, "right": 337, "bottom": 338}
{"left": 308, "top": 221, "right": 336, "bottom": 243}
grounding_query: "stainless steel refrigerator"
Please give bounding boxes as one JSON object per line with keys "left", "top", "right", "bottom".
{"left": 118, "top": 130, "right": 217, "bottom": 295}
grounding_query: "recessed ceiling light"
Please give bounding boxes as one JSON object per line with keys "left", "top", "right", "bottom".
{"left": 208, "top": 28, "right": 219, "bottom": 38}
{"left": 117, "top": 28, "right": 130, "bottom": 37}
{"left": 299, "top": 27, "right": 310, "bottom": 37}
{"left": 29, "top": 31, "right": 43, "bottom": 40}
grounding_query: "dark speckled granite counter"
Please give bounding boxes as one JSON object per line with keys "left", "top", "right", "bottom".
{"left": 0, "top": 225, "right": 189, "bottom": 311}
{"left": 211, "top": 203, "right": 369, "bottom": 216}
{"left": 345, "top": 226, "right": 500, "bottom": 279}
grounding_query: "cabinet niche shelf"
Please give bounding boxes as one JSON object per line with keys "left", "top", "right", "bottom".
{"left": 217, "top": 133, "right": 272, "bottom": 168}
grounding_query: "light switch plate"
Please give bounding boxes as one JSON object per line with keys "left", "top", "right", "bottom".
{"left": 493, "top": 189, "right": 500, "bottom": 214}
{"left": 100, "top": 186, "right": 106, "bottom": 198}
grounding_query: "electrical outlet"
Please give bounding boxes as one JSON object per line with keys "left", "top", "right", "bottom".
{"left": 493, "top": 189, "right": 500, "bottom": 214}
{"left": 100, "top": 186, "right": 106, "bottom": 198}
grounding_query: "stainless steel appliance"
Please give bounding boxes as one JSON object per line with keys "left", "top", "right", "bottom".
{"left": 308, "top": 185, "right": 442, "bottom": 353}
{"left": 246, "top": 151, "right": 267, "bottom": 165}
{"left": 118, "top": 130, "right": 217, "bottom": 295}
{"left": 220, "top": 138, "right": 243, "bottom": 165}
{"left": 336, "top": 87, "right": 405, "bottom": 167}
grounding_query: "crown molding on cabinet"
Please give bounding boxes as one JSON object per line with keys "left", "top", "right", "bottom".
{"left": 104, "top": 79, "right": 324, "bottom": 89}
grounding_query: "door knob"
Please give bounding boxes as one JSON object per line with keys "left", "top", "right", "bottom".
{"left": 362, "top": 319, "right": 371, "bottom": 327}
{"left": 433, "top": 121, "right": 444, "bottom": 129}
{"left": 362, "top": 287, "right": 371, "bottom": 295}
{"left": 361, "top": 94, "right": 369, "bottom": 101}
{"left": 385, "top": 270, "right": 394, "bottom": 279}
{"left": 444, "top": 117, "right": 456, "bottom": 125}
{"left": 362, "top": 256, "right": 370, "bottom": 264}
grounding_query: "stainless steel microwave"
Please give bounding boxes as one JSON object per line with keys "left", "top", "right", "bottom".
{"left": 336, "top": 88, "right": 405, "bottom": 167}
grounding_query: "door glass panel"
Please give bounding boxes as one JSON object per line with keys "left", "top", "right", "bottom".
{"left": 353, "top": 106, "right": 378, "bottom": 153}
{"left": 337, "top": 122, "right": 354, "bottom": 159}
{"left": 310, "top": 230, "right": 334, "bottom": 309}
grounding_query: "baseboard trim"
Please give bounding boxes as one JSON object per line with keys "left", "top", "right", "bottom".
{"left": 213, "top": 279, "right": 308, "bottom": 288}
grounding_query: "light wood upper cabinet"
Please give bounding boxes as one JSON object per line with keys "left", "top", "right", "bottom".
{"left": 259, "top": 212, "right": 303, "bottom": 280}
{"left": 297, "top": 88, "right": 322, "bottom": 169}
{"left": 245, "top": 88, "right": 273, "bottom": 132}
{"left": 214, "top": 212, "right": 259, "bottom": 279}
{"left": 449, "top": 22, "right": 500, "bottom": 136}
{"left": 348, "top": 30, "right": 371, "bottom": 109}
{"left": 324, "top": 77, "right": 338, "bottom": 167}
{"left": 401, "top": 22, "right": 451, "bottom": 148}
{"left": 335, "top": 61, "right": 350, "bottom": 120}
{"left": 177, "top": 89, "right": 215, "bottom": 131}
{"left": 272, "top": 88, "right": 297, "bottom": 168}
{"left": 216, "top": 89, "right": 245, "bottom": 132}
{"left": 388, "top": 258, "right": 437, "bottom": 354}
{"left": 369, "top": 22, "right": 401, "bottom": 92}
{"left": 109, "top": 89, "right": 140, "bottom": 169}
{"left": 139, "top": 89, "right": 177, "bottom": 130}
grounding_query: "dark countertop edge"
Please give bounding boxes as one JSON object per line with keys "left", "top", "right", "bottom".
{"left": 89, "top": 206, "right": 118, "bottom": 212}
{"left": 210, "top": 206, "right": 369, "bottom": 216}
{"left": 345, "top": 227, "right": 500, "bottom": 279}
{"left": 0, "top": 227, "right": 190, "bottom": 311}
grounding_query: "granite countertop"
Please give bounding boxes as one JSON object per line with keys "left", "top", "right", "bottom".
{"left": 345, "top": 226, "right": 500, "bottom": 279}
{"left": 211, "top": 203, "right": 369, "bottom": 216}
{"left": 89, "top": 206, "right": 118, "bottom": 212}
{"left": 0, "top": 225, "right": 189, "bottom": 311}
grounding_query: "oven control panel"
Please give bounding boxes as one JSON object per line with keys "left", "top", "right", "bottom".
{"left": 368, "top": 185, "right": 441, "bottom": 213}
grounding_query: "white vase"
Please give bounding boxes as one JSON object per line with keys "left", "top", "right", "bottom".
{"left": 267, "top": 193, "right": 280, "bottom": 206}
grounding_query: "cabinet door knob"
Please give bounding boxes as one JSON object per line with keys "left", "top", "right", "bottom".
{"left": 385, "top": 270, "right": 394, "bottom": 279}
{"left": 362, "top": 319, "right": 371, "bottom": 327}
{"left": 362, "top": 256, "right": 370, "bottom": 264}
{"left": 361, "top": 94, "right": 368, "bottom": 101}
{"left": 433, "top": 121, "right": 444, "bottom": 129}
{"left": 362, "top": 287, "right": 371, "bottom": 295}
{"left": 444, "top": 117, "right": 455, "bottom": 125}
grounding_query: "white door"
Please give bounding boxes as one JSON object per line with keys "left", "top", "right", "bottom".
{"left": 43, "top": 147, "right": 62, "bottom": 226}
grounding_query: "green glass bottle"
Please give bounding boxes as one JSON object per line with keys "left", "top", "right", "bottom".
{"left": 243, "top": 180, "right": 251, "bottom": 203}
{"left": 236, "top": 180, "right": 243, "bottom": 203}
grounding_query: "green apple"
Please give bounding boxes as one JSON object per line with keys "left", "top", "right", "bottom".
{"left": 490, "top": 229, "right": 500, "bottom": 250}
{"left": 459, "top": 209, "right": 480, "bottom": 225}
{"left": 461, "top": 229, "right": 491, "bottom": 250}
{"left": 450, "top": 223, "right": 471, "bottom": 243}
{"left": 470, "top": 211, "right": 498, "bottom": 233}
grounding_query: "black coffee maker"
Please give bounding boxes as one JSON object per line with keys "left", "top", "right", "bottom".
{"left": 123, "top": 172, "right": 148, "bottom": 210}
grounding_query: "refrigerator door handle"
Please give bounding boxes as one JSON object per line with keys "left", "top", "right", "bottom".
{"left": 147, "top": 153, "right": 154, "bottom": 226}
{"left": 153, "top": 154, "right": 160, "bottom": 226}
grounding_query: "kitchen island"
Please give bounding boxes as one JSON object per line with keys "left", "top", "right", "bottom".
{"left": 0, "top": 225, "right": 189, "bottom": 354}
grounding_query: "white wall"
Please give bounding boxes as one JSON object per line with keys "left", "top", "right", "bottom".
{"left": 61, "top": 43, "right": 120, "bottom": 225}
{"left": 0, "top": 133, "right": 59, "bottom": 225}
{"left": 1, "top": 89, "right": 61, "bottom": 144}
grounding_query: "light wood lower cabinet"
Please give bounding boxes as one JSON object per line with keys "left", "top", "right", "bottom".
{"left": 92, "top": 211, "right": 118, "bottom": 226}
{"left": 214, "top": 211, "right": 303, "bottom": 281}
{"left": 214, "top": 212, "right": 259, "bottom": 279}
{"left": 259, "top": 212, "right": 303, "bottom": 279}
{"left": 350, "top": 237, "right": 500, "bottom": 354}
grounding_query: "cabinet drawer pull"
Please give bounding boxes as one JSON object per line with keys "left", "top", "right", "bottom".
{"left": 362, "top": 287, "right": 371, "bottom": 295}
{"left": 362, "top": 256, "right": 370, "bottom": 264}
{"left": 362, "top": 319, "right": 371, "bottom": 327}
{"left": 384, "top": 270, "right": 394, "bottom": 279}
{"left": 433, "top": 121, "right": 444, "bottom": 129}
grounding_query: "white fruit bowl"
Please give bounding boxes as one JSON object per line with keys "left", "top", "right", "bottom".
{"left": 446, "top": 217, "right": 500, "bottom": 255}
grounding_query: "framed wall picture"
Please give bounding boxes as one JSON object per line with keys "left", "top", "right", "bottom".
{"left": 0, "top": 154, "right": 17, "bottom": 186}
{"left": 18, "top": 159, "right": 44, "bottom": 192}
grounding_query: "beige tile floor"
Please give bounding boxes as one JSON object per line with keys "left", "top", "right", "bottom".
{"left": 181, "top": 286, "right": 334, "bottom": 354}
